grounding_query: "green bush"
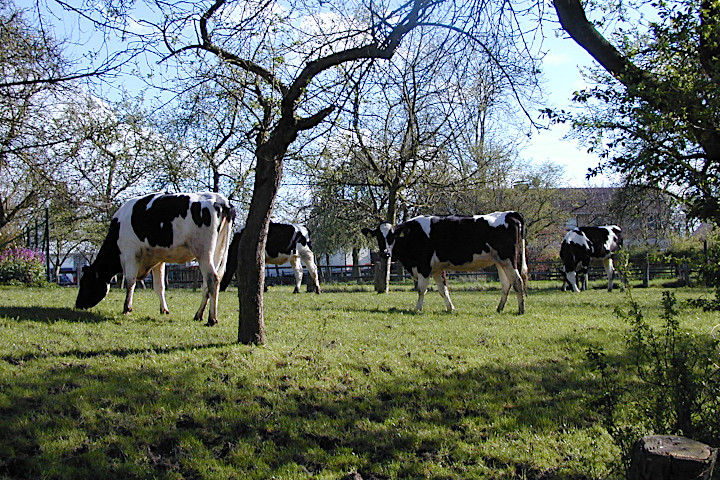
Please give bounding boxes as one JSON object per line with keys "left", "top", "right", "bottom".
{"left": 0, "top": 247, "right": 46, "bottom": 286}
{"left": 588, "top": 290, "right": 720, "bottom": 465}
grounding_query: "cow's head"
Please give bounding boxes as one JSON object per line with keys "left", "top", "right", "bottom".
{"left": 75, "top": 264, "right": 111, "bottom": 309}
{"left": 362, "top": 222, "right": 397, "bottom": 259}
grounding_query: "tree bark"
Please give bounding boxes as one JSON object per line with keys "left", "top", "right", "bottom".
{"left": 628, "top": 435, "right": 717, "bottom": 480}
{"left": 236, "top": 133, "right": 291, "bottom": 344}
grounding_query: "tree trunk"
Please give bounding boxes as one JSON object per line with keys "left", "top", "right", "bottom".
{"left": 628, "top": 435, "right": 717, "bottom": 480}
{"left": 236, "top": 136, "right": 289, "bottom": 344}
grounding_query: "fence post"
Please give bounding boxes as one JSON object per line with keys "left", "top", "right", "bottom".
{"left": 642, "top": 251, "right": 650, "bottom": 288}
{"left": 680, "top": 262, "right": 690, "bottom": 286}
{"left": 44, "top": 207, "right": 50, "bottom": 282}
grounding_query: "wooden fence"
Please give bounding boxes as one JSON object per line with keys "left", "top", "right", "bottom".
{"left": 162, "top": 260, "right": 685, "bottom": 289}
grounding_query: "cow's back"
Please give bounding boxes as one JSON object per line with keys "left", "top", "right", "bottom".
{"left": 395, "top": 212, "right": 525, "bottom": 275}
{"left": 115, "top": 192, "right": 233, "bottom": 256}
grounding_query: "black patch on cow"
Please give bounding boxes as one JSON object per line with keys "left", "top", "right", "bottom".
{"left": 190, "top": 201, "right": 212, "bottom": 228}
{"left": 219, "top": 222, "right": 309, "bottom": 291}
{"left": 390, "top": 214, "right": 524, "bottom": 278}
{"left": 92, "top": 218, "right": 123, "bottom": 280}
{"left": 266, "top": 223, "right": 301, "bottom": 258}
{"left": 75, "top": 218, "right": 123, "bottom": 308}
{"left": 131, "top": 193, "right": 191, "bottom": 247}
{"left": 560, "top": 240, "right": 588, "bottom": 275}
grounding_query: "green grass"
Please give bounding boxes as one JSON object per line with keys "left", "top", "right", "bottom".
{"left": 0, "top": 281, "right": 718, "bottom": 479}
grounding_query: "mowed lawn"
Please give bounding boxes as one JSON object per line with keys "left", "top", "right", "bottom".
{"left": 0, "top": 281, "right": 718, "bottom": 479}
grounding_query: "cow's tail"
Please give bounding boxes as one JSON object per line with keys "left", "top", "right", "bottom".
{"left": 512, "top": 212, "right": 529, "bottom": 291}
{"left": 214, "top": 203, "right": 236, "bottom": 281}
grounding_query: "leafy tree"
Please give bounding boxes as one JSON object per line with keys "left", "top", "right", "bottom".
{"left": 0, "top": 1, "right": 70, "bottom": 243}
{"left": 552, "top": 0, "right": 720, "bottom": 225}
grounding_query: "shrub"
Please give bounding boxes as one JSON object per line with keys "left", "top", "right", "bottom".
{"left": 587, "top": 290, "right": 720, "bottom": 468}
{"left": 0, "top": 247, "right": 46, "bottom": 286}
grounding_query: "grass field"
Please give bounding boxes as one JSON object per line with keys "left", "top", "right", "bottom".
{"left": 1, "top": 280, "right": 718, "bottom": 479}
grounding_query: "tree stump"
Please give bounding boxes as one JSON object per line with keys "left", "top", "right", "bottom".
{"left": 628, "top": 435, "right": 717, "bottom": 480}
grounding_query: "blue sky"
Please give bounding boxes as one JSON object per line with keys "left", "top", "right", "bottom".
{"left": 44, "top": 1, "right": 613, "bottom": 188}
{"left": 523, "top": 31, "right": 615, "bottom": 187}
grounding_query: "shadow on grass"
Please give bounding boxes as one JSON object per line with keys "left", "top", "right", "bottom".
{"left": 2, "top": 339, "right": 237, "bottom": 365}
{"left": 0, "top": 306, "right": 112, "bottom": 324}
{"left": 0, "top": 330, "right": 634, "bottom": 480}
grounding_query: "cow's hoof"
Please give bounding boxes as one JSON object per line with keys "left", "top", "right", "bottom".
{"left": 205, "top": 319, "right": 217, "bottom": 327}
{"left": 123, "top": 308, "right": 133, "bottom": 314}
{"left": 293, "top": 288, "right": 300, "bottom": 294}
{"left": 161, "top": 309, "right": 170, "bottom": 315}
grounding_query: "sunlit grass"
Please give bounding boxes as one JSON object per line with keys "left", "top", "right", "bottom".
{"left": 0, "top": 282, "right": 718, "bottom": 479}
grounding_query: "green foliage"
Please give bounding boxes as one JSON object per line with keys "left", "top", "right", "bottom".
{"left": 588, "top": 288, "right": 720, "bottom": 466}
{"left": 0, "top": 248, "right": 45, "bottom": 286}
{"left": 562, "top": 0, "right": 720, "bottom": 224}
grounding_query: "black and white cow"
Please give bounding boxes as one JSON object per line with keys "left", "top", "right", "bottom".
{"left": 559, "top": 225, "right": 623, "bottom": 292}
{"left": 362, "top": 212, "right": 528, "bottom": 314}
{"left": 75, "top": 192, "right": 235, "bottom": 326}
{"left": 220, "top": 222, "right": 321, "bottom": 294}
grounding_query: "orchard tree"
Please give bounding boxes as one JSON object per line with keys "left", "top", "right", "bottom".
{"left": 50, "top": 0, "right": 545, "bottom": 344}
{"left": 155, "top": 76, "right": 255, "bottom": 200}
{"left": 0, "top": 1, "right": 70, "bottom": 242}
{"left": 552, "top": 0, "right": 720, "bottom": 225}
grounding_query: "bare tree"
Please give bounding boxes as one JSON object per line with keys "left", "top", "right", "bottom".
{"left": 46, "top": 0, "right": 545, "bottom": 343}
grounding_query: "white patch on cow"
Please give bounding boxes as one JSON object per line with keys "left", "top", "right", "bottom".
{"left": 427, "top": 250, "right": 496, "bottom": 275}
{"left": 407, "top": 216, "right": 432, "bottom": 237}
{"left": 474, "top": 211, "right": 509, "bottom": 228}
{"left": 267, "top": 253, "right": 291, "bottom": 265}
{"left": 379, "top": 222, "right": 393, "bottom": 238}
{"left": 564, "top": 230, "right": 590, "bottom": 249}
{"left": 601, "top": 225, "right": 621, "bottom": 252}
{"left": 295, "top": 224, "right": 310, "bottom": 240}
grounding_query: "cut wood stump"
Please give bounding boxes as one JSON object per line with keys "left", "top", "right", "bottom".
{"left": 628, "top": 435, "right": 717, "bottom": 480}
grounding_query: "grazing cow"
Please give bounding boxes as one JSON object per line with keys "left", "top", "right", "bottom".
{"left": 220, "top": 222, "right": 321, "bottom": 294}
{"left": 362, "top": 212, "right": 528, "bottom": 314}
{"left": 560, "top": 225, "right": 623, "bottom": 292}
{"left": 75, "top": 192, "right": 235, "bottom": 326}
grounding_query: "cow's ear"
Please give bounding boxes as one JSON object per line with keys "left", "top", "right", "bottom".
{"left": 361, "top": 227, "right": 375, "bottom": 237}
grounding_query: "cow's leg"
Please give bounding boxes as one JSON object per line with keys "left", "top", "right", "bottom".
{"left": 195, "top": 256, "right": 219, "bottom": 326}
{"left": 603, "top": 257, "right": 614, "bottom": 291}
{"left": 580, "top": 267, "right": 588, "bottom": 291}
{"left": 497, "top": 264, "right": 526, "bottom": 314}
{"left": 300, "top": 249, "right": 321, "bottom": 294}
{"left": 123, "top": 277, "right": 137, "bottom": 314}
{"left": 496, "top": 265, "right": 511, "bottom": 312}
{"left": 511, "top": 268, "right": 526, "bottom": 314}
{"left": 415, "top": 274, "right": 430, "bottom": 311}
{"left": 566, "top": 270, "right": 581, "bottom": 293}
{"left": 433, "top": 271, "right": 454, "bottom": 312}
{"left": 151, "top": 263, "right": 170, "bottom": 314}
{"left": 290, "top": 255, "right": 303, "bottom": 293}
{"left": 121, "top": 263, "right": 139, "bottom": 314}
